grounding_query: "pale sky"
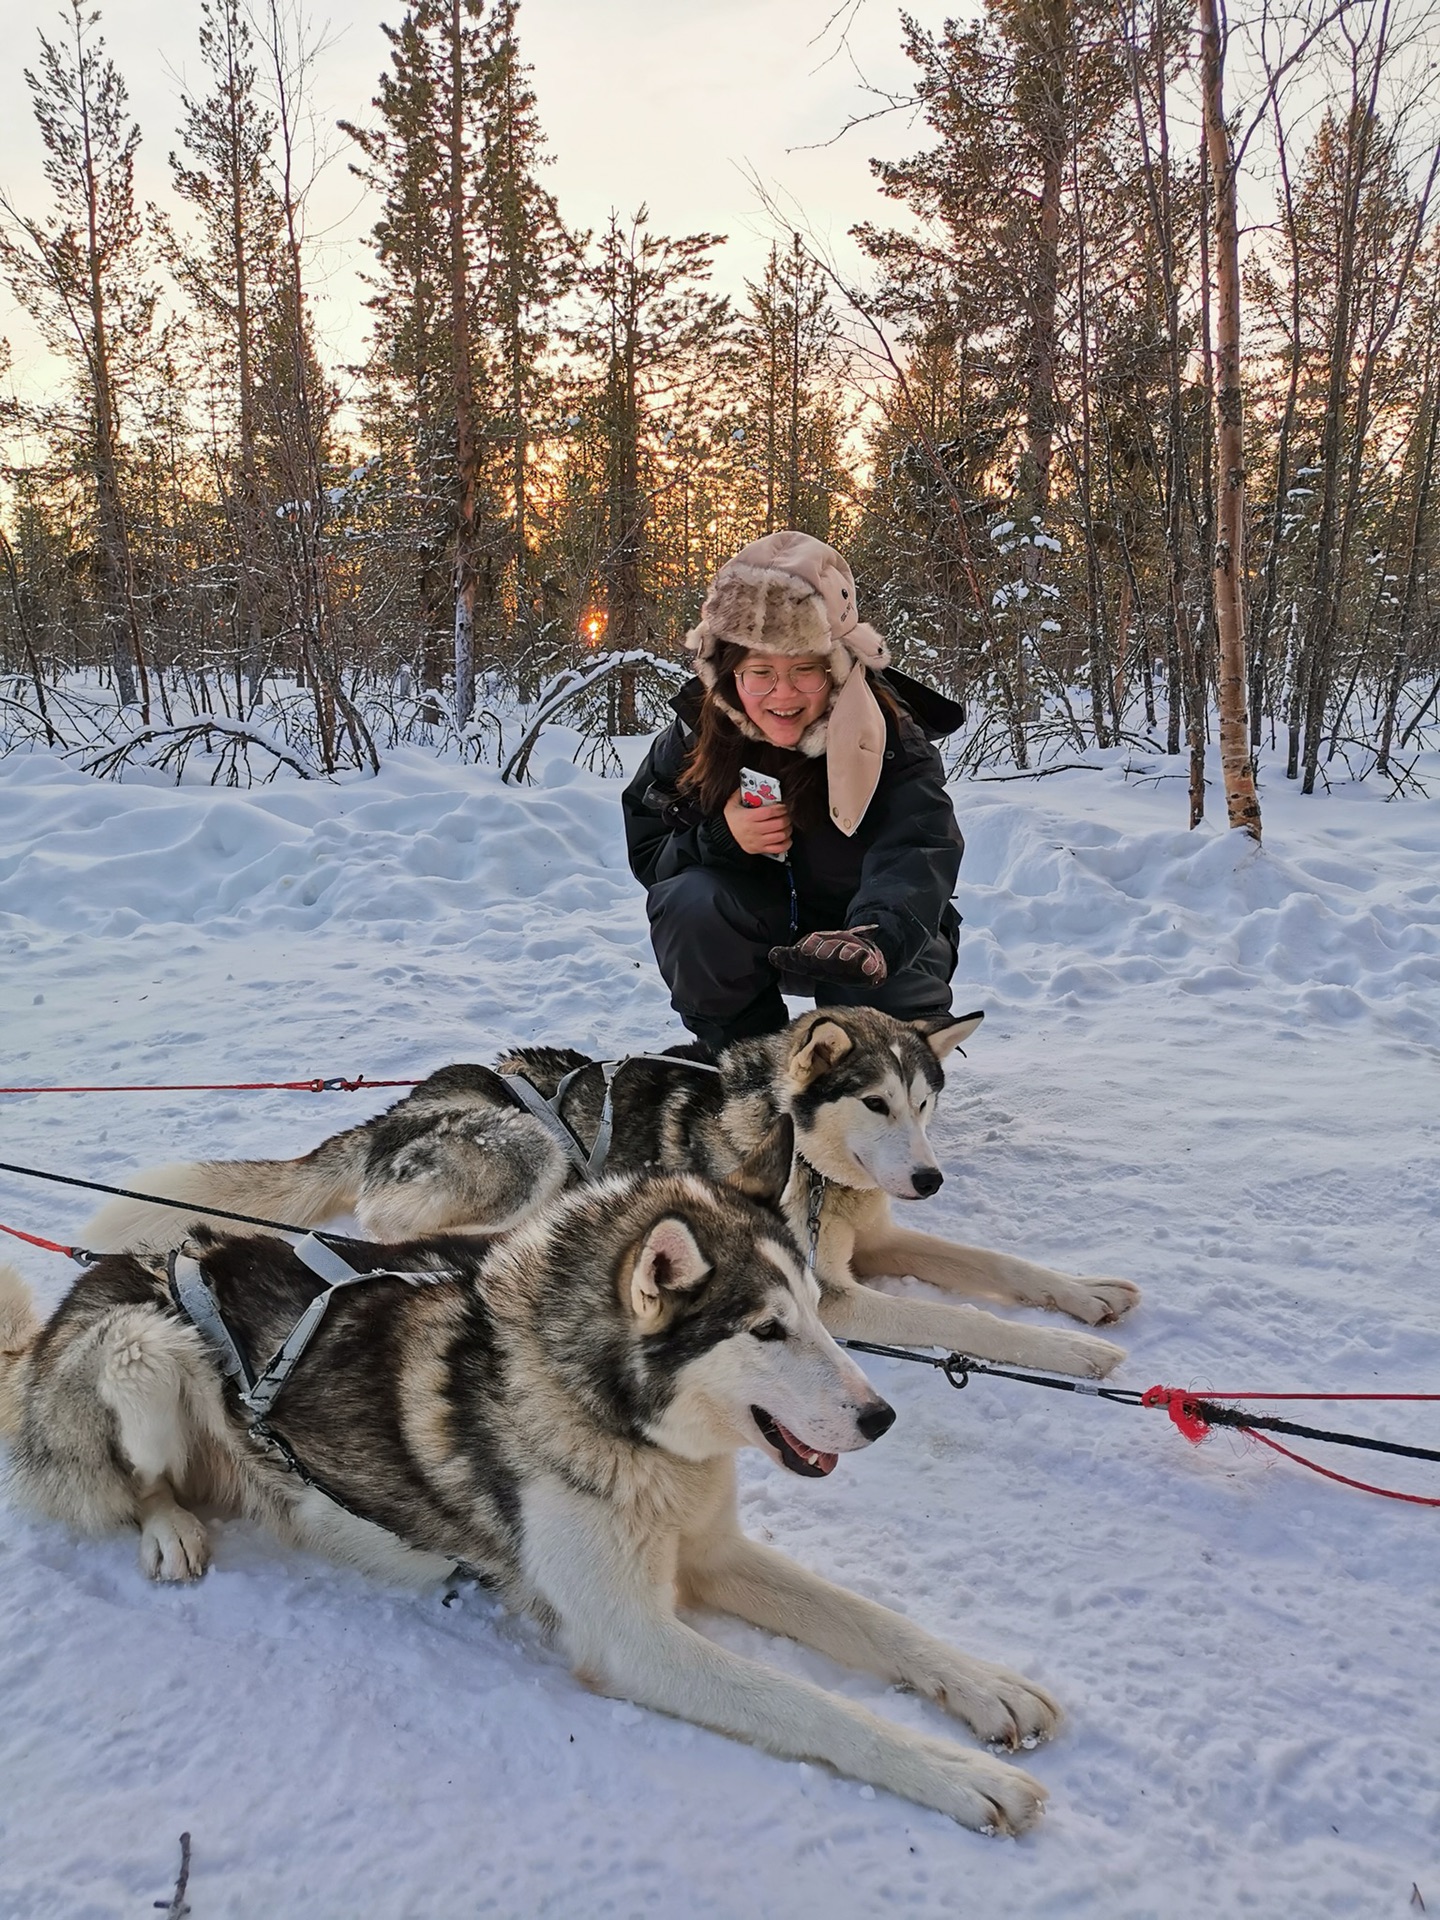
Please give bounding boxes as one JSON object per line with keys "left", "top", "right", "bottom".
{"left": 0, "top": 0, "right": 948, "bottom": 411}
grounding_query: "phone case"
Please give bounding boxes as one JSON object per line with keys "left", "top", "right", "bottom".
{"left": 739, "top": 767, "right": 782, "bottom": 808}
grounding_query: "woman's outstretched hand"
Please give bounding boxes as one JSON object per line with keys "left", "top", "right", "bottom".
{"left": 724, "top": 788, "right": 793, "bottom": 858}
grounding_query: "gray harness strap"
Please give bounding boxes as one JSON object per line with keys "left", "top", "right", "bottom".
{"left": 169, "top": 1253, "right": 253, "bottom": 1392}
{"left": 242, "top": 1236, "right": 385, "bottom": 1418}
{"left": 167, "top": 1236, "right": 480, "bottom": 1584}
{"left": 497, "top": 1069, "right": 592, "bottom": 1178}
{"left": 168, "top": 1235, "right": 453, "bottom": 1424}
{"left": 500, "top": 1053, "right": 720, "bottom": 1182}
{"left": 554, "top": 1060, "right": 620, "bottom": 1179}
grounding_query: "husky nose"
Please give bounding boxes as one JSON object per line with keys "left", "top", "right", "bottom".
{"left": 856, "top": 1400, "right": 897, "bottom": 1442}
{"left": 912, "top": 1166, "right": 943, "bottom": 1197}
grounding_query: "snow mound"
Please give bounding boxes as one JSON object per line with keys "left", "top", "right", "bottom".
{"left": 954, "top": 789, "right": 1440, "bottom": 1043}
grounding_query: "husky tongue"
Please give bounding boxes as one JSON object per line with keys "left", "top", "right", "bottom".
{"left": 753, "top": 1407, "right": 838, "bottom": 1478}
{"left": 776, "top": 1421, "right": 838, "bottom": 1476}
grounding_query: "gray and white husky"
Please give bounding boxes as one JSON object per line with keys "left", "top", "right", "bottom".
{"left": 86, "top": 1007, "right": 1138, "bottom": 1378}
{"left": 0, "top": 1144, "right": 1054, "bottom": 1835}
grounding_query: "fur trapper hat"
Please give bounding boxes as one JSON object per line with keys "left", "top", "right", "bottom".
{"left": 685, "top": 530, "right": 892, "bottom": 835}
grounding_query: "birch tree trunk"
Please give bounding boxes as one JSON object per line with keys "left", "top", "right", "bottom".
{"left": 220, "top": 0, "right": 265, "bottom": 713}
{"left": 1011, "top": 0, "right": 1067, "bottom": 759}
{"left": 449, "top": 0, "right": 478, "bottom": 729}
{"left": 1197, "top": 0, "right": 1262, "bottom": 841}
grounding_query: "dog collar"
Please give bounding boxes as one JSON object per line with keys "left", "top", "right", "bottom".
{"left": 799, "top": 1158, "right": 827, "bottom": 1272}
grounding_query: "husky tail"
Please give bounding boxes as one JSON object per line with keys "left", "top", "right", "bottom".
{"left": 82, "top": 1128, "right": 369, "bottom": 1256}
{"left": 0, "top": 1263, "right": 42, "bottom": 1437}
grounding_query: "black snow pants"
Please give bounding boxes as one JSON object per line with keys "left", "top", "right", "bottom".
{"left": 646, "top": 861, "right": 960, "bottom": 1052}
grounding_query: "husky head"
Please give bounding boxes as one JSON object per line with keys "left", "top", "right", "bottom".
{"left": 780, "top": 1006, "right": 983, "bottom": 1200}
{"left": 516, "top": 1125, "right": 894, "bottom": 1480}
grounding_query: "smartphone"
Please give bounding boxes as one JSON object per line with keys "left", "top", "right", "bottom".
{"left": 739, "top": 767, "right": 783, "bottom": 809}
{"left": 739, "top": 767, "right": 785, "bottom": 860}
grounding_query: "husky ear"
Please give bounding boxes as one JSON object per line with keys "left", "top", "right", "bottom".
{"left": 624, "top": 1216, "right": 710, "bottom": 1327}
{"left": 725, "top": 1115, "right": 795, "bottom": 1210}
{"left": 787, "top": 1018, "right": 853, "bottom": 1090}
{"left": 914, "top": 1009, "right": 983, "bottom": 1060}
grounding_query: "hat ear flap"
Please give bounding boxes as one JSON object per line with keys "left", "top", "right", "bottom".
{"left": 824, "top": 672, "right": 886, "bottom": 836}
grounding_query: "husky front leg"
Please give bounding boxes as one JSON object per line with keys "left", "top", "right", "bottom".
{"left": 811, "top": 1210, "right": 1122, "bottom": 1376}
{"left": 521, "top": 1479, "right": 1046, "bottom": 1835}
{"left": 680, "top": 1530, "right": 1058, "bottom": 1750}
{"left": 852, "top": 1225, "right": 1140, "bottom": 1327}
{"left": 819, "top": 1274, "right": 1124, "bottom": 1378}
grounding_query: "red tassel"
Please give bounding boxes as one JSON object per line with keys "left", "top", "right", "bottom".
{"left": 1142, "top": 1385, "right": 1212, "bottom": 1443}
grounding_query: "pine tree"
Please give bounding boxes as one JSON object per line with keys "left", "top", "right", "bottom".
{"left": 0, "top": 0, "right": 155, "bottom": 713}
{"left": 856, "top": 0, "right": 1131, "bottom": 764}
{"left": 573, "top": 208, "right": 731, "bottom": 726}
{"left": 346, "top": 0, "right": 571, "bottom": 720}
{"left": 169, "top": 0, "right": 284, "bottom": 707}
{"left": 734, "top": 234, "right": 853, "bottom": 541}
{"left": 255, "top": 0, "right": 369, "bottom": 770}
{"left": 344, "top": 4, "right": 454, "bottom": 699}
{"left": 476, "top": 0, "right": 572, "bottom": 620}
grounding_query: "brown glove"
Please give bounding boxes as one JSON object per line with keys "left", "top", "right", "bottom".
{"left": 768, "top": 925, "right": 889, "bottom": 985}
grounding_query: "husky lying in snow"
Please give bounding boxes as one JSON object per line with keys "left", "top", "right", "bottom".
{"left": 87, "top": 1007, "right": 1138, "bottom": 1380}
{"left": 0, "top": 1143, "right": 1054, "bottom": 1834}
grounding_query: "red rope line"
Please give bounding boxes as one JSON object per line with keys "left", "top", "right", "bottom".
{"left": 1164, "top": 1390, "right": 1440, "bottom": 1403}
{"left": 1241, "top": 1428, "right": 1440, "bottom": 1507}
{"left": 0, "top": 1220, "right": 79, "bottom": 1257}
{"left": 1142, "top": 1386, "right": 1439, "bottom": 1505}
{"left": 0, "top": 1076, "right": 420, "bottom": 1095}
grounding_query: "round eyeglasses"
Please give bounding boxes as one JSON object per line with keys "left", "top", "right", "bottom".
{"left": 734, "top": 661, "right": 830, "bottom": 697}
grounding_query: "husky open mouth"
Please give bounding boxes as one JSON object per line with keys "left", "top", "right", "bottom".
{"left": 751, "top": 1406, "right": 839, "bottom": 1478}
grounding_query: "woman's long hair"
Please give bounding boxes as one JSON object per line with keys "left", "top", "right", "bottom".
{"left": 677, "top": 638, "right": 899, "bottom": 833}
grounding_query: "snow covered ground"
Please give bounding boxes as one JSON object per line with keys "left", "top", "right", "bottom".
{"left": 1, "top": 735, "right": 1437, "bottom": 1919}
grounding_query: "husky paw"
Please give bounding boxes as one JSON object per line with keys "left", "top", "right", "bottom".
{"left": 911, "top": 1654, "right": 1059, "bottom": 1749}
{"left": 1053, "top": 1276, "right": 1141, "bottom": 1326}
{"left": 1019, "top": 1326, "right": 1125, "bottom": 1378}
{"left": 905, "top": 1739, "right": 1047, "bottom": 1835}
{"left": 139, "top": 1506, "right": 211, "bottom": 1582}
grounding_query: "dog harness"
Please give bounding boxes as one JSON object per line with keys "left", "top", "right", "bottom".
{"left": 167, "top": 1235, "right": 477, "bottom": 1575}
{"left": 497, "top": 1054, "right": 720, "bottom": 1182}
{"left": 168, "top": 1234, "right": 450, "bottom": 1421}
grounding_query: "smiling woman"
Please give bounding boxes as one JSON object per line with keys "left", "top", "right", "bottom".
{"left": 622, "top": 530, "right": 968, "bottom": 1053}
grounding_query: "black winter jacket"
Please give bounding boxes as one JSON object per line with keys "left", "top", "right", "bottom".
{"left": 622, "top": 677, "right": 964, "bottom": 973}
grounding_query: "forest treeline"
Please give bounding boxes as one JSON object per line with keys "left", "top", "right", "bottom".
{"left": 1, "top": 0, "right": 1437, "bottom": 814}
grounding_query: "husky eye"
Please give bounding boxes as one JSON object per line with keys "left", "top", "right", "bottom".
{"left": 862, "top": 1096, "right": 890, "bottom": 1116}
{"left": 750, "top": 1319, "right": 788, "bottom": 1342}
